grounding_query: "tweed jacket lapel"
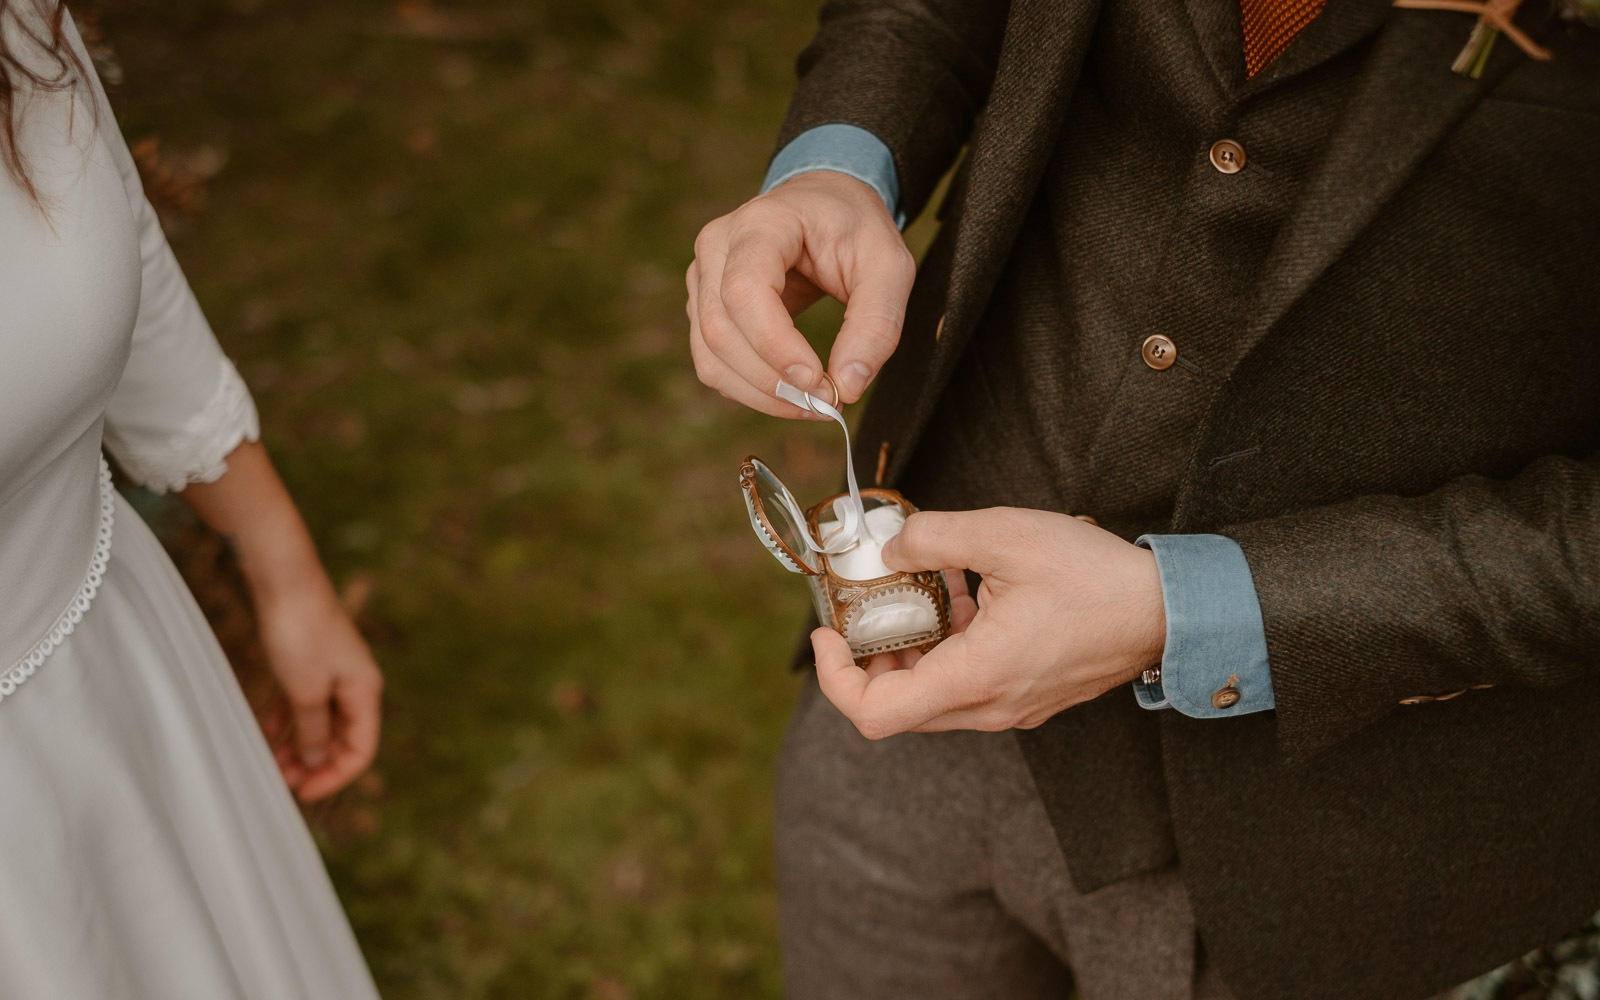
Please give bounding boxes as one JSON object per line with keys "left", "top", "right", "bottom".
{"left": 879, "top": 0, "right": 1101, "bottom": 486}
{"left": 1229, "top": 2, "right": 1561, "bottom": 384}
{"left": 941, "top": 0, "right": 1098, "bottom": 331}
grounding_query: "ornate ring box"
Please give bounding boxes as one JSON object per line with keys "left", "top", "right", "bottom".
{"left": 740, "top": 456, "right": 952, "bottom": 665}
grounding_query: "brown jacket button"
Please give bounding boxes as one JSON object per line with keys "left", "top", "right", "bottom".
{"left": 1142, "top": 334, "right": 1177, "bottom": 370}
{"left": 1209, "top": 139, "right": 1246, "bottom": 174}
{"left": 1212, "top": 674, "right": 1242, "bottom": 709}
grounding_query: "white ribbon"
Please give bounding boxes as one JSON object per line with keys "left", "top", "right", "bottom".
{"left": 775, "top": 379, "right": 870, "bottom": 555}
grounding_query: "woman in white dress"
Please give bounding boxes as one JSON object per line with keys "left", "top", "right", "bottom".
{"left": 1, "top": 2, "right": 385, "bottom": 996}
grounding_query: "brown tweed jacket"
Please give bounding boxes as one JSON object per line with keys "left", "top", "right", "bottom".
{"left": 774, "top": 1, "right": 1600, "bottom": 998}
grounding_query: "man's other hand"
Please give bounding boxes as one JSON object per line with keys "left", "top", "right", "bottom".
{"left": 812, "top": 508, "right": 1168, "bottom": 738}
{"left": 687, "top": 170, "right": 915, "bottom": 418}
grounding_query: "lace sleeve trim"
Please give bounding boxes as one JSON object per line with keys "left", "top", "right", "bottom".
{"left": 107, "top": 358, "right": 262, "bottom": 494}
{"left": 0, "top": 458, "right": 115, "bottom": 705}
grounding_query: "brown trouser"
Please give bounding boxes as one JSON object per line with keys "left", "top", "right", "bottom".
{"left": 775, "top": 675, "right": 1459, "bottom": 1000}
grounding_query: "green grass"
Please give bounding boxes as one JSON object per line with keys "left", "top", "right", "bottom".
{"left": 83, "top": 1, "right": 902, "bottom": 996}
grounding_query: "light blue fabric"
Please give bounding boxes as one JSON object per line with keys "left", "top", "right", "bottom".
{"left": 761, "top": 124, "right": 906, "bottom": 228}
{"left": 1133, "top": 534, "right": 1275, "bottom": 718}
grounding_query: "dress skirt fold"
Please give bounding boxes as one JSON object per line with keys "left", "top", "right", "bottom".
{"left": 0, "top": 494, "right": 382, "bottom": 1000}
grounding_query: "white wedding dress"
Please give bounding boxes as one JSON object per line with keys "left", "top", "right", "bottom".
{"left": 0, "top": 8, "right": 381, "bottom": 998}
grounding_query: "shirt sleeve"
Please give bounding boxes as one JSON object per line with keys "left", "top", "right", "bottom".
{"left": 1132, "top": 534, "right": 1276, "bottom": 718}
{"left": 64, "top": 12, "right": 261, "bottom": 494}
{"left": 761, "top": 124, "right": 905, "bottom": 229}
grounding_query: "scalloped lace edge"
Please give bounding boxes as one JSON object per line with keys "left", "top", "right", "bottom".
{"left": 0, "top": 457, "right": 115, "bottom": 705}
{"left": 108, "top": 358, "right": 262, "bottom": 495}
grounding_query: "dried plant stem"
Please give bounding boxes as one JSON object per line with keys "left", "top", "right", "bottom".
{"left": 1450, "top": 18, "right": 1499, "bottom": 77}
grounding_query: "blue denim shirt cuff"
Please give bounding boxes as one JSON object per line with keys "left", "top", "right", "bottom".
{"left": 1133, "top": 676, "right": 1172, "bottom": 709}
{"left": 761, "top": 123, "right": 905, "bottom": 229}
{"left": 1134, "top": 534, "right": 1275, "bottom": 718}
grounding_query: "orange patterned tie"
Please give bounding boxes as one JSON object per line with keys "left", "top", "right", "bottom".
{"left": 1240, "top": 0, "right": 1329, "bottom": 76}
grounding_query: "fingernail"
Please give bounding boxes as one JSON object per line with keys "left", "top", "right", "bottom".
{"left": 839, "top": 362, "right": 873, "bottom": 399}
{"left": 300, "top": 748, "right": 327, "bottom": 769}
{"left": 784, "top": 364, "right": 815, "bottom": 389}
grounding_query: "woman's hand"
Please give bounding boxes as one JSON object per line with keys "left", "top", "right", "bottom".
{"left": 256, "top": 583, "right": 383, "bottom": 802}
{"left": 179, "top": 440, "right": 384, "bottom": 802}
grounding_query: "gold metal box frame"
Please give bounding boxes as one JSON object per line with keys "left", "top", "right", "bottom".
{"left": 740, "top": 457, "right": 953, "bottom": 666}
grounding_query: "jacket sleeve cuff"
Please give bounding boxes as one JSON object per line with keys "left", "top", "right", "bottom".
{"left": 761, "top": 123, "right": 905, "bottom": 229}
{"left": 1134, "top": 534, "right": 1276, "bottom": 718}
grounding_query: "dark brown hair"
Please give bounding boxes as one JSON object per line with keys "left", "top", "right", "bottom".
{"left": 0, "top": 0, "right": 86, "bottom": 206}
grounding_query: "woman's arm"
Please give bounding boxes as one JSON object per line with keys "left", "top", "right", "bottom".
{"left": 179, "top": 440, "right": 383, "bottom": 802}
{"left": 58, "top": 13, "right": 381, "bottom": 801}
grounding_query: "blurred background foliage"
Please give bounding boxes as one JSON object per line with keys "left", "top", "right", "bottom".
{"left": 75, "top": 0, "right": 949, "bottom": 996}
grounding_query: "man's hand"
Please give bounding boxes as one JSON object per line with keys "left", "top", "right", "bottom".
{"left": 812, "top": 508, "right": 1168, "bottom": 738}
{"left": 687, "top": 170, "right": 915, "bottom": 417}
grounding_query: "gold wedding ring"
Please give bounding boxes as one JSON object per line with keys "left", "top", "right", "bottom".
{"left": 815, "top": 372, "right": 841, "bottom": 411}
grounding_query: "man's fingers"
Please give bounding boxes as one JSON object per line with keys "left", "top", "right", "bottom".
{"left": 812, "top": 626, "right": 868, "bottom": 709}
{"left": 827, "top": 237, "right": 915, "bottom": 401}
{"left": 863, "top": 648, "right": 910, "bottom": 680}
{"left": 718, "top": 223, "right": 826, "bottom": 392}
{"left": 883, "top": 509, "right": 1031, "bottom": 580}
{"left": 779, "top": 271, "right": 826, "bottom": 316}
{"left": 696, "top": 239, "right": 826, "bottom": 409}
{"left": 894, "top": 639, "right": 1018, "bottom": 733}
{"left": 689, "top": 247, "right": 816, "bottom": 418}
{"left": 908, "top": 708, "right": 1011, "bottom": 733}
{"left": 943, "top": 569, "right": 980, "bottom": 633}
{"left": 699, "top": 298, "right": 815, "bottom": 408}
{"left": 812, "top": 627, "right": 966, "bottom": 740}
{"left": 689, "top": 322, "right": 814, "bottom": 418}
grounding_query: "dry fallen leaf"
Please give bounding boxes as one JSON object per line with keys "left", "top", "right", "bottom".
{"left": 594, "top": 978, "right": 631, "bottom": 1000}
{"left": 406, "top": 124, "right": 437, "bottom": 155}
{"left": 551, "top": 680, "right": 596, "bottom": 718}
